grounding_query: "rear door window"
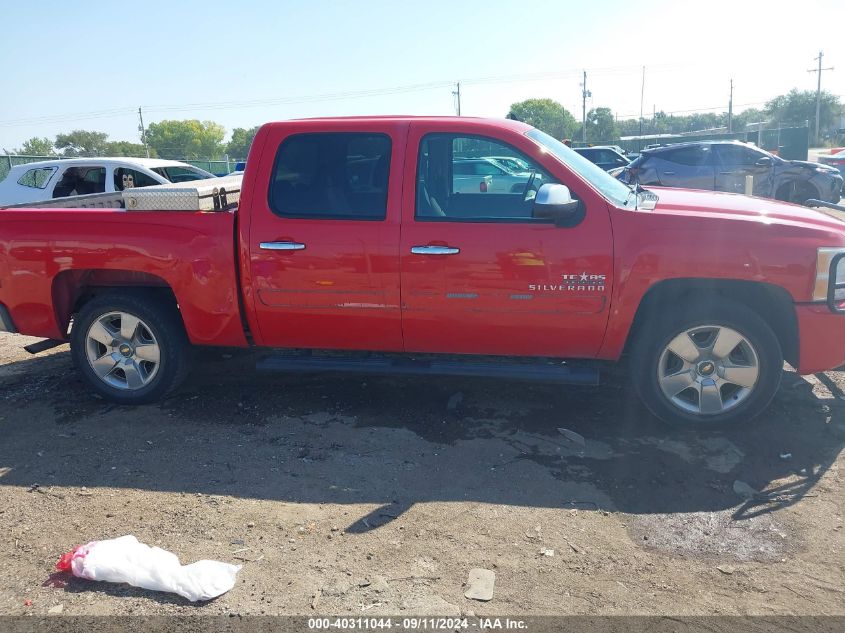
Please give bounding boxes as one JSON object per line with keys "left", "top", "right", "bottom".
{"left": 661, "top": 146, "right": 711, "bottom": 166}
{"left": 52, "top": 166, "right": 106, "bottom": 198}
{"left": 269, "top": 132, "right": 391, "bottom": 220}
{"left": 114, "top": 167, "right": 160, "bottom": 190}
{"left": 715, "top": 144, "right": 765, "bottom": 168}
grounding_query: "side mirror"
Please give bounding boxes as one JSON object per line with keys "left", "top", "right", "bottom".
{"left": 532, "top": 183, "right": 585, "bottom": 228}
{"left": 755, "top": 156, "right": 773, "bottom": 167}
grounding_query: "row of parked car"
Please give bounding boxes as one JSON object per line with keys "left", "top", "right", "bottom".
{"left": 2, "top": 140, "right": 843, "bottom": 209}
{"left": 571, "top": 141, "right": 843, "bottom": 205}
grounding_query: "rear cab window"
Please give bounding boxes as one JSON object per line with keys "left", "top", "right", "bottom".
{"left": 268, "top": 132, "right": 391, "bottom": 220}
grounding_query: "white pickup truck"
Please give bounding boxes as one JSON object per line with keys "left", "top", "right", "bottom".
{"left": 1, "top": 174, "right": 243, "bottom": 211}
{"left": 0, "top": 157, "right": 215, "bottom": 206}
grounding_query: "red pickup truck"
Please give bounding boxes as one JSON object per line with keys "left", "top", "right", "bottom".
{"left": 3, "top": 116, "right": 845, "bottom": 428}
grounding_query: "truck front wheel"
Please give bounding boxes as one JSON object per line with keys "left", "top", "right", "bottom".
{"left": 70, "top": 292, "right": 191, "bottom": 404}
{"left": 630, "top": 300, "right": 783, "bottom": 428}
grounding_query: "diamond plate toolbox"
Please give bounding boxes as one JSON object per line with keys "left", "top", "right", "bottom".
{"left": 123, "top": 175, "right": 242, "bottom": 211}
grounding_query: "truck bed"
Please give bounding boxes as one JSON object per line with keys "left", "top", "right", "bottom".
{"left": 1, "top": 191, "right": 125, "bottom": 209}
{"left": 0, "top": 208, "right": 247, "bottom": 347}
{"left": 0, "top": 174, "right": 242, "bottom": 211}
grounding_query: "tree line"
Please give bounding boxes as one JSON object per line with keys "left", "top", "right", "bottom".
{"left": 507, "top": 89, "right": 843, "bottom": 144}
{"left": 11, "top": 122, "right": 260, "bottom": 161}
{"left": 8, "top": 88, "right": 844, "bottom": 159}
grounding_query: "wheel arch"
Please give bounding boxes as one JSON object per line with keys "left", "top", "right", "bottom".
{"left": 775, "top": 179, "right": 819, "bottom": 203}
{"left": 625, "top": 278, "right": 798, "bottom": 367}
{"left": 51, "top": 269, "right": 180, "bottom": 337}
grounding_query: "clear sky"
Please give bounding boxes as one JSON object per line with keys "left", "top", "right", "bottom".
{"left": 1, "top": 0, "right": 843, "bottom": 149}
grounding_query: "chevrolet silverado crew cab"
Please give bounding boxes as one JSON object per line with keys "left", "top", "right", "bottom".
{"left": 3, "top": 116, "right": 845, "bottom": 429}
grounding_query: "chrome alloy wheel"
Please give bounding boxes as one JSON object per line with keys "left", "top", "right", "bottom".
{"left": 84, "top": 311, "right": 161, "bottom": 390}
{"left": 657, "top": 325, "right": 760, "bottom": 416}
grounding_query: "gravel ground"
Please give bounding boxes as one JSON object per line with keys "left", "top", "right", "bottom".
{"left": 0, "top": 333, "right": 843, "bottom": 619}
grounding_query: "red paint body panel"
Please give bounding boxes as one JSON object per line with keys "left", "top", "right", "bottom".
{"left": 4, "top": 117, "right": 845, "bottom": 379}
{"left": 795, "top": 304, "right": 845, "bottom": 373}
{"left": 0, "top": 210, "right": 247, "bottom": 347}
{"left": 598, "top": 187, "right": 845, "bottom": 362}
{"left": 399, "top": 119, "right": 613, "bottom": 357}
{"left": 243, "top": 119, "right": 406, "bottom": 351}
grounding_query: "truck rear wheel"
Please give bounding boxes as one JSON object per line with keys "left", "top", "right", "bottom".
{"left": 630, "top": 299, "right": 782, "bottom": 428}
{"left": 70, "top": 292, "right": 190, "bottom": 404}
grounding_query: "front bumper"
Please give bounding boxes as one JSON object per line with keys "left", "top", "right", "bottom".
{"left": 0, "top": 304, "right": 16, "bottom": 333}
{"left": 796, "top": 303, "right": 845, "bottom": 373}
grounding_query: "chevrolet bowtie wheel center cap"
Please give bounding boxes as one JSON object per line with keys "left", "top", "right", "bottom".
{"left": 697, "top": 360, "right": 716, "bottom": 376}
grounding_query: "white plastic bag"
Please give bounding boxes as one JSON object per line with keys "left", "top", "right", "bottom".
{"left": 57, "top": 535, "right": 241, "bottom": 602}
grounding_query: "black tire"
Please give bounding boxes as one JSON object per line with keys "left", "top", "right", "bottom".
{"left": 630, "top": 299, "right": 783, "bottom": 429}
{"left": 775, "top": 180, "right": 818, "bottom": 205}
{"left": 70, "top": 292, "right": 191, "bottom": 404}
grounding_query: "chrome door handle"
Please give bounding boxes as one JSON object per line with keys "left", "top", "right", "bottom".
{"left": 662, "top": 171, "right": 676, "bottom": 175}
{"left": 411, "top": 245, "right": 460, "bottom": 255}
{"left": 260, "top": 241, "right": 306, "bottom": 251}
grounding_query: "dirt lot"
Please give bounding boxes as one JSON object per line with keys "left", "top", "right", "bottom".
{"left": 0, "top": 332, "right": 843, "bottom": 618}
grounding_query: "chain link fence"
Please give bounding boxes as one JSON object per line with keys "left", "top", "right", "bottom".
{"left": 575, "top": 125, "right": 810, "bottom": 160}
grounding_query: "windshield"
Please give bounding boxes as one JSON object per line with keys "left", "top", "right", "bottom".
{"left": 526, "top": 129, "right": 635, "bottom": 207}
{"left": 152, "top": 165, "right": 215, "bottom": 183}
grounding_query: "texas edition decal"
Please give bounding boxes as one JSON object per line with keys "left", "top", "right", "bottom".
{"left": 529, "top": 272, "right": 607, "bottom": 292}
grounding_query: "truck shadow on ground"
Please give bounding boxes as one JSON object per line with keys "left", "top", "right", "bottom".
{"left": 0, "top": 347, "right": 843, "bottom": 533}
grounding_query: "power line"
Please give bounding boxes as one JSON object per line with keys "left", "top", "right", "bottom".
{"left": 0, "top": 63, "right": 686, "bottom": 128}
{"left": 0, "top": 107, "right": 136, "bottom": 128}
{"left": 615, "top": 100, "right": 769, "bottom": 120}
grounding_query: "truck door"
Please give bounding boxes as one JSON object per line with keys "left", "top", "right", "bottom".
{"left": 399, "top": 122, "right": 613, "bottom": 358}
{"left": 244, "top": 121, "right": 405, "bottom": 350}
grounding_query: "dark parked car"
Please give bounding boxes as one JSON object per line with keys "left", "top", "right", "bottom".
{"left": 619, "top": 141, "right": 843, "bottom": 204}
{"left": 573, "top": 146, "right": 630, "bottom": 172}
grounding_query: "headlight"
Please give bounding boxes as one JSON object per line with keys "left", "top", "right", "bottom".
{"left": 813, "top": 247, "right": 845, "bottom": 301}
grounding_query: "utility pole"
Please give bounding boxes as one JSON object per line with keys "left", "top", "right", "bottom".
{"left": 808, "top": 51, "right": 833, "bottom": 145}
{"left": 581, "top": 70, "right": 591, "bottom": 143}
{"left": 452, "top": 82, "right": 461, "bottom": 116}
{"left": 728, "top": 78, "right": 733, "bottom": 133}
{"left": 639, "top": 66, "right": 645, "bottom": 137}
{"left": 138, "top": 107, "right": 150, "bottom": 158}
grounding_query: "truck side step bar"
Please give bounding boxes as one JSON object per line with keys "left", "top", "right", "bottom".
{"left": 24, "top": 339, "right": 66, "bottom": 355}
{"left": 256, "top": 353, "right": 600, "bottom": 385}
